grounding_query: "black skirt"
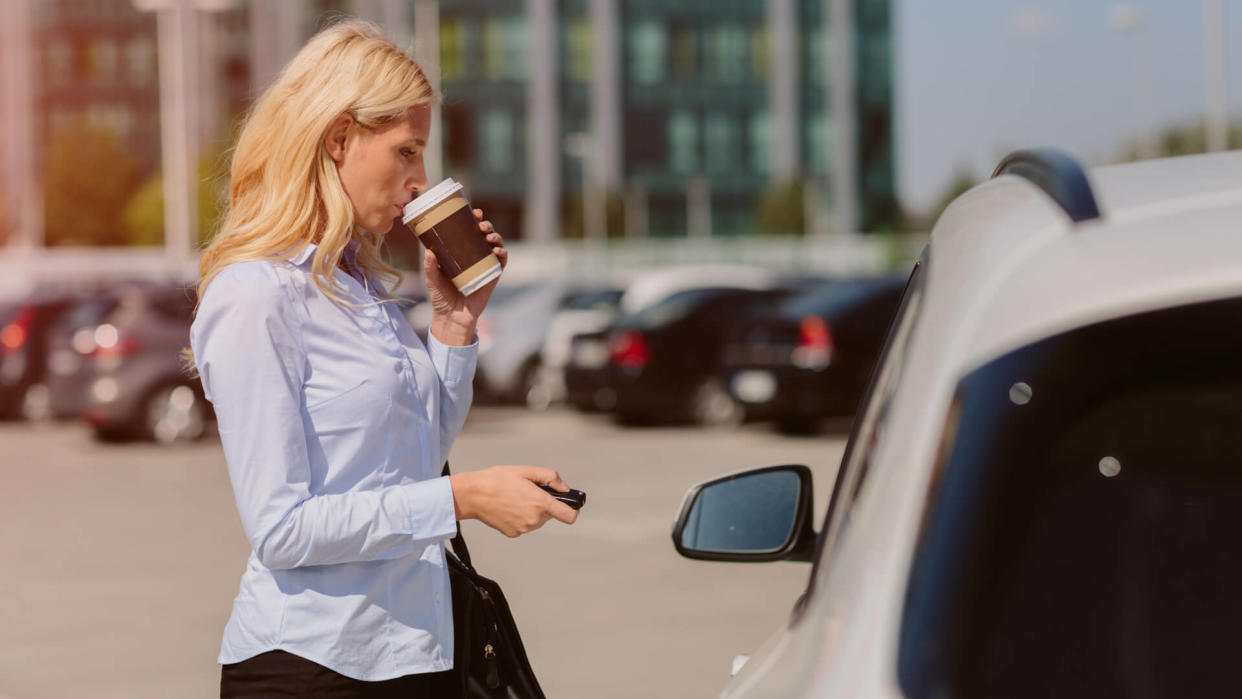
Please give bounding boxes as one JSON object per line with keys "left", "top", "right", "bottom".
{"left": 220, "top": 650, "right": 461, "bottom": 699}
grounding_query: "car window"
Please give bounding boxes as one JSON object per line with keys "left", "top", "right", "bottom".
{"left": 780, "top": 277, "right": 897, "bottom": 319}
{"left": 625, "top": 287, "right": 742, "bottom": 329}
{"left": 561, "top": 289, "right": 623, "bottom": 311}
{"left": 792, "top": 251, "right": 926, "bottom": 618}
{"left": 899, "top": 295, "right": 1242, "bottom": 698}
{"left": 54, "top": 297, "right": 120, "bottom": 333}
{"left": 149, "top": 288, "right": 197, "bottom": 321}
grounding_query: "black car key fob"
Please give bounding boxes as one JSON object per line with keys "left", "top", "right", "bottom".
{"left": 540, "top": 485, "right": 586, "bottom": 510}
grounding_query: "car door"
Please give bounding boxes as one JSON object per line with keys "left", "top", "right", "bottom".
{"left": 723, "top": 254, "right": 927, "bottom": 698}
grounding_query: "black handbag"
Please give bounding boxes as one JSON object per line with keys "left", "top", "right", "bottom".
{"left": 442, "top": 464, "right": 546, "bottom": 699}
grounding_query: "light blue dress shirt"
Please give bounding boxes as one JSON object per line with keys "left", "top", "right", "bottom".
{"left": 190, "top": 241, "right": 476, "bottom": 681}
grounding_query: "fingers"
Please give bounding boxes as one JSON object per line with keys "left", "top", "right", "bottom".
{"left": 546, "top": 500, "right": 579, "bottom": 525}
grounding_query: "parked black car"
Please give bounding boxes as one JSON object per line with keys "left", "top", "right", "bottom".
{"left": 605, "top": 286, "right": 795, "bottom": 426}
{"left": 0, "top": 293, "right": 79, "bottom": 420}
{"left": 44, "top": 290, "right": 133, "bottom": 420}
{"left": 720, "top": 274, "right": 907, "bottom": 433}
{"left": 564, "top": 328, "right": 616, "bottom": 413}
{"left": 82, "top": 284, "right": 214, "bottom": 443}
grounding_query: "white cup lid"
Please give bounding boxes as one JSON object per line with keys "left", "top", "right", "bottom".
{"left": 402, "top": 178, "right": 464, "bottom": 224}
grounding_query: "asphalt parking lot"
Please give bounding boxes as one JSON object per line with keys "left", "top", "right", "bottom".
{"left": 0, "top": 407, "right": 845, "bottom": 699}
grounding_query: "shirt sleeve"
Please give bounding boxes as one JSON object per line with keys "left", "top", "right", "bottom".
{"left": 425, "top": 330, "right": 477, "bottom": 463}
{"left": 191, "top": 262, "right": 458, "bottom": 571}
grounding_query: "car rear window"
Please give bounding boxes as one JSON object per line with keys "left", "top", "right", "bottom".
{"left": 780, "top": 276, "right": 901, "bottom": 319}
{"left": 900, "top": 295, "right": 1242, "bottom": 698}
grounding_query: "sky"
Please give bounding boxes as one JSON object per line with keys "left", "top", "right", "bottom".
{"left": 895, "top": 0, "right": 1242, "bottom": 214}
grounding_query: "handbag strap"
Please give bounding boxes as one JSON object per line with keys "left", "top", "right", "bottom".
{"left": 441, "top": 462, "right": 475, "bottom": 571}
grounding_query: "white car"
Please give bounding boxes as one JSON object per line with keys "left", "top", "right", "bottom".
{"left": 673, "top": 149, "right": 1242, "bottom": 698}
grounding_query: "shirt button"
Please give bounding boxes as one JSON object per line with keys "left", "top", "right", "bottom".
{"left": 393, "top": 361, "right": 403, "bottom": 373}
{"left": 435, "top": 593, "right": 442, "bottom": 604}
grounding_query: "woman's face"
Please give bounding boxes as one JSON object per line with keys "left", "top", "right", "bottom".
{"left": 331, "top": 105, "right": 431, "bottom": 234}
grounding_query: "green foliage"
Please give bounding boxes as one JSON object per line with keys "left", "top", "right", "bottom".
{"left": 1119, "top": 121, "right": 1242, "bottom": 161}
{"left": 756, "top": 179, "right": 805, "bottom": 235}
{"left": 43, "top": 119, "right": 144, "bottom": 246}
{"left": 121, "top": 149, "right": 228, "bottom": 247}
{"left": 562, "top": 190, "right": 626, "bottom": 240}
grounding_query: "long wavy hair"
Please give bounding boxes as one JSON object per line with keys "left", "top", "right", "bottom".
{"left": 196, "top": 19, "right": 436, "bottom": 307}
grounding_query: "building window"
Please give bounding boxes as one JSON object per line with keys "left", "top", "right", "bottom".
{"left": 566, "top": 18, "right": 592, "bottom": 83}
{"left": 126, "top": 37, "right": 154, "bottom": 87}
{"left": 47, "top": 39, "right": 74, "bottom": 85}
{"left": 628, "top": 20, "right": 666, "bottom": 85}
{"left": 669, "top": 110, "right": 698, "bottom": 174}
{"left": 749, "top": 110, "right": 771, "bottom": 175}
{"left": 806, "top": 28, "right": 826, "bottom": 84}
{"left": 808, "top": 111, "right": 832, "bottom": 175}
{"left": 481, "top": 108, "right": 514, "bottom": 173}
{"left": 440, "top": 17, "right": 468, "bottom": 81}
{"left": 704, "top": 24, "right": 748, "bottom": 83}
{"left": 670, "top": 25, "right": 698, "bottom": 80}
{"left": 482, "top": 16, "right": 526, "bottom": 81}
{"left": 88, "top": 38, "right": 119, "bottom": 84}
{"left": 750, "top": 26, "right": 769, "bottom": 79}
{"left": 704, "top": 113, "right": 737, "bottom": 173}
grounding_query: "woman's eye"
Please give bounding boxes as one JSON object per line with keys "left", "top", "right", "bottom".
{"left": 400, "top": 149, "right": 413, "bottom": 158}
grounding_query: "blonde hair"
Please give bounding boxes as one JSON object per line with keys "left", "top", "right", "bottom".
{"left": 196, "top": 18, "right": 436, "bottom": 308}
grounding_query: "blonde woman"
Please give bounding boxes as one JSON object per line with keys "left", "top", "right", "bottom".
{"left": 190, "top": 20, "right": 579, "bottom": 697}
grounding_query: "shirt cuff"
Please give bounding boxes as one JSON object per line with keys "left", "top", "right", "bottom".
{"left": 401, "top": 476, "right": 459, "bottom": 543}
{"left": 427, "top": 332, "right": 478, "bottom": 387}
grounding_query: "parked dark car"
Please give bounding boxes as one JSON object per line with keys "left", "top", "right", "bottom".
{"left": 82, "top": 284, "right": 213, "bottom": 443}
{"left": 605, "top": 286, "right": 795, "bottom": 426}
{"left": 564, "top": 328, "right": 616, "bottom": 413}
{"left": 44, "top": 290, "right": 133, "bottom": 420}
{"left": 720, "top": 274, "right": 907, "bottom": 433}
{"left": 0, "top": 293, "right": 79, "bottom": 420}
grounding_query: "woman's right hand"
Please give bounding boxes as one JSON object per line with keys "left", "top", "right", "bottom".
{"left": 450, "top": 466, "right": 579, "bottom": 537}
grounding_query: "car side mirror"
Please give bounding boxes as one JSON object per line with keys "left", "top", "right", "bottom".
{"left": 672, "top": 464, "right": 816, "bottom": 563}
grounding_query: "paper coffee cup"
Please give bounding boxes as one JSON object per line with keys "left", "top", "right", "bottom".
{"left": 402, "top": 178, "right": 502, "bottom": 296}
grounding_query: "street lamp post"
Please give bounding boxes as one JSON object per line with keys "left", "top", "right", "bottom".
{"left": 1205, "top": 0, "right": 1229, "bottom": 152}
{"left": 1110, "top": 4, "right": 1159, "bottom": 160}
{"left": 134, "top": 0, "right": 233, "bottom": 274}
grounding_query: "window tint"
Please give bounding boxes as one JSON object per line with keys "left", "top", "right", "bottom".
{"left": 625, "top": 287, "right": 738, "bottom": 329}
{"left": 780, "top": 275, "right": 902, "bottom": 320}
{"left": 561, "top": 289, "right": 623, "bottom": 312}
{"left": 900, "top": 295, "right": 1242, "bottom": 698}
{"left": 795, "top": 254, "right": 925, "bottom": 615}
{"left": 54, "top": 297, "right": 119, "bottom": 333}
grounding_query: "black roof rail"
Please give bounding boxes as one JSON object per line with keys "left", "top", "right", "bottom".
{"left": 992, "top": 148, "right": 1102, "bottom": 223}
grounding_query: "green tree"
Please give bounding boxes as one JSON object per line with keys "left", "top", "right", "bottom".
{"left": 755, "top": 179, "right": 805, "bottom": 235}
{"left": 1120, "top": 121, "right": 1242, "bottom": 161}
{"left": 562, "top": 190, "right": 626, "bottom": 240}
{"left": 121, "top": 149, "right": 228, "bottom": 247}
{"left": 43, "top": 119, "right": 144, "bottom": 246}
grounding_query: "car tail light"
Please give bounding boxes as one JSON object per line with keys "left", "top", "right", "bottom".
{"left": 94, "top": 324, "right": 141, "bottom": 358}
{"left": 0, "top": 307, "right": 34, "bottom": 353}
{"left": 791, "top": 316, "right": 833, "bottom": 369}
{"left": 609, "top": 329, "right": 650, "bottom": 369}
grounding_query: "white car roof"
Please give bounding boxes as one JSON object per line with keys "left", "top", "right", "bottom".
{"left": 927, "top": 149, "right": 1242, "bottom": 378}
{"left": 618, "top": 264, "right": 775, "bottom": 314}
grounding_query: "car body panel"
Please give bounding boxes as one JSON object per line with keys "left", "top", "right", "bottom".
{"left": 700, "top": 150, "right": 1242, "bottom": 698}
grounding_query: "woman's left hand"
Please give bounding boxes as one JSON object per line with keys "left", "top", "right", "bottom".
{"left": 426, "top": 208, "right": 507, "bottom": 346}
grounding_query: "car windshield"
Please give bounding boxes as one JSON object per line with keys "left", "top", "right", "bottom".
{"left": 623, "top": 287, "right": 750, "bottom": 330}
{"left": 900, "top": 295, "right": 1242, "bottom": 698}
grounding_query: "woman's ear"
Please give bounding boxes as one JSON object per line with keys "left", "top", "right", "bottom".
{"left": 323, "top": 113, "right": 354, "bottom": 164}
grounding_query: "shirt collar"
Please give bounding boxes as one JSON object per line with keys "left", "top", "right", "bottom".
{"left": 285, "top": 238, "right": 361, "bottom": 267}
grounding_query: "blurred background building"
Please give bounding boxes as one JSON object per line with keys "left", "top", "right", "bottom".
{"left": 0, "top": 0, "right": 893, "bottom": 259}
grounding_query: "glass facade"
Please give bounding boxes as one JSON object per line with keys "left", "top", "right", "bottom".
{"left": 424, "top": 0, "right": 893, "bottom": 239}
